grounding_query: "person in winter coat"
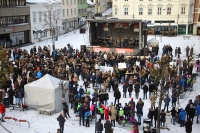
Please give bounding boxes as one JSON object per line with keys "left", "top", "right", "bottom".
{"left": 160, "top": 109, "right": 166, "bottom": 127}
{"left": 150, "top": 94, "right": 157, "bottom": 109}
{"left": 165, "top": 111, "right": 172, "bottom": 128}
{"left": 185, "top": 100, "right": 194, "bottom": 119}
{"left": 134, "top": 82, "right": 140, "bottom": 99}
{"left": 132, "top": 125, "right": 139, "bottom": 133}
{"left": 142, "top": 83, "right": 148, "bottom": 100}
{"left": 114, "top": 88, "right": 121, "bottom": 106}
{"left": 148, "top": 107, "right": 154, "bottom": 125}
{"left": 170, "top": 107, "right": 177, "bottom": 125}
{"left": 62, "top": 101, "right": 70, "bottom": 118}
{"left": 194, "top": 96, "right": 200, "bottom": 107}
{"left": 57, "top": 113, "right": 65, "bottom": 133}
{"left": 90, "top": 103, "right": 95, "bottom": 118}
{"left": 129, "top": 106, "right": 136, "bottom": 123}
{"left": 188, "top": 104, "right": 195, "bottom": 123}
{"left": 143, "top": 126, "right": 151, "bottom": 133}
{"left": 179, "top": 108, "right": 186, "bottom": 127}
{"left": 8, "top": 87, "right": 14, "bottom": 105}
{"left": 104, "top": 120, "right": 113, "bottom": 133}
{"left": 164, "top": 95, "right": 171, "bottom": 112}
{"left": 0, "top": 102, "right": 6, "bottom": 122}
{"left": 123, "top": 103, "right": 130, "bottom": 120}
{"left": 84, "top": 108, "right": 91, "bottom": 127}
{"left": 128, "top": 98, "right": 135, "bottom": 109}
{"left": 96, "top": 118, "right": 103, "bottom": 133}
{"left": 122, "top": 82, "right": 128, "bottom": 98}
{"left": 128, "top": 82, "right": 133, "bottom": 98}
{"left": 153, "top": 107, "right": 158, "bottom": 128}
{"left": 119, "top": 108, "right": 124, "bottom": 122}
{"left": 196, "top": 103, "right": 200, "bottom": 124}
{"left": 185, "top": 118, "right": 192, "bottom": 133}
{"left": 110, "top": 105, "right": 117, "bottom": 127}
{"left": 149, "top": 82, "right": 155, "bottom": 97}
{"left": 78, "top": 104, "right": 85, "bottom": 126}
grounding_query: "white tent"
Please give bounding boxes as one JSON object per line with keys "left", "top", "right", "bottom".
{"left": 147, "top": 38, "right": 159, "bottom": 47}
{"left": 24, "top": 74, "right": 68, "bottom": 113}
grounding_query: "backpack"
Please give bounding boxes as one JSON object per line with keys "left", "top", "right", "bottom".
{"left": 18, "top": 90, "right": 23, "bottom": 98}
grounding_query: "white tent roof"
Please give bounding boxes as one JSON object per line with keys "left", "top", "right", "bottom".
{"left": 25, "top": 74, "right": 60, "bottom": 89}
{"left": 87, "top": 0, "right": 95, "bottom": 5}
{"left": 148, "top": 38, "right": 159, "bottom": 43}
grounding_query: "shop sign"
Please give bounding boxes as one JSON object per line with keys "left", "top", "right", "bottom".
{"left": 4, "top": 27, "right": 16, "bottom": 33}
{"left": 10, "top": 32, "right": 24, "bottom": 37}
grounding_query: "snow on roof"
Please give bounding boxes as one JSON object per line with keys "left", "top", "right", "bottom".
{"left": 87, "top": 0, "right": 95, "bottom": 5}
{"left": 27, "top": 0, "right": 60, "bottom": 3}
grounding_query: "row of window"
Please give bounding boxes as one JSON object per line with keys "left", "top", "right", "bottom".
{"left": 78, "top": 8, "right": 87, "bottom": 14}
{"left": 115, "top": 7, "right": 186, "bottom": 16}
{"left": 33, "top": 32, "right": 47, "bottom": 39}
{"left": 32, "top": 10, "right": 60, "bottom": 24}
{"left": 78, "top": 0, "right": 86, "bottom": 5}
{"left": 63, "top": 8, "right": 76, "bottom": 17}
{"left": 115, "top": 0, "right": 171, "bottom": 1}
{"left": 62, "top": 0, "right": 76, "bottom": 5}
{"left": 0, "top": 16, "right": 27, "bottom": 26}
{"left": 0, "top": 0, "right": 25, "bottom": 6}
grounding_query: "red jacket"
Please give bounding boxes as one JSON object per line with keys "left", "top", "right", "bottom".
{"left": 0, "top": 104, "right": 6, "bottom": 114}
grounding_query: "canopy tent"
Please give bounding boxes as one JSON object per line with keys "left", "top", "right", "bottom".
{"left": 147, "top": 38, "right": 159, "bottom": 47}
{"left": 24, "top": 74, "right": 68, "bottom": 113}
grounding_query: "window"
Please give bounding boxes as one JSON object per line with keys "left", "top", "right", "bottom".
{"left": 71, "top": 0, "right": 72, "bottom": 4}
{"left": 74, "top": 0, "right": 76, "bottom": 4}
{"left": 158, "top": 7, "right": 161, "bottom": 15}
{"left": 32, "top": 12, "right": 37, "bottom": 23}
{"left": 41, "top": 31, "right": 47, "bottom": 38}
{"left": 124, "top": 8, "right": 128, "bottom": 15}
{"left": 125, "top": 0, "right": 128, "bottom": 1}
{"left": 181, "top": 7, "right": 185, "bottom": 14}
{"left": 66, "top": 0, "right": 68, "bottom": 4}
{"left": 74, "top": 8, "right": 76, "bottom": 15}
{"left": 198, "top": 14, "right": 200, "bottom": 22}
{"left": 38, "top": 11, "right": 42, "bottom": 23}
{"left": 63, "top": 9, "right": 65, "bottom": 17}
{"left": 62, "top": 0, "right": 64, "bottom": 4}
{"left": 167, "top": 7, "right": 171, "bottom": 15}
{"left": 148, "top": 8, "right": 152, "bottom": 15}
{"left": 43, "top": 11, "right": 47, "bottom": 22}
{"left": 71, "top": 9, "right": 73, "bottom": 16}
{"left": 34, "top": 33, "right": 38, "bottom": 39}
{"left": 149, "top": 0, "right": 152, "bottom": 1}
{"left": 115, "top": 7, "right": 117, "bottom": 15}
{"left": 139, "top": 0, "right": 143, "bottom": 1}
{"left": 67, "top": 9, "right": 69, "bottom": 16}
{"left": 139, "top": 8, "right": 143, "bottom": 15}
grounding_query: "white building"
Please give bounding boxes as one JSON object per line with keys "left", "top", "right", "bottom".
{"left": 27, "top": 1, "right": 63, "bottom": 43}
{"left": 112, "top": 0, "right": 194, "bottom": 35}
{"left": 59, "top": 0, "right": 78, "bottom": 33}
{"left": 87, "top": 0, "right": 95, "bottom": 19}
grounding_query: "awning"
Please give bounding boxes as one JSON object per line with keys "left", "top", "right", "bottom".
{"left": 154, "top": 23, "right": 178, "bottom": 26}
{"left": 33, "top": 28, "right": 41, "bottom": 33}
{"left": 147, "top": 24, "right": 154, "bottom": 27}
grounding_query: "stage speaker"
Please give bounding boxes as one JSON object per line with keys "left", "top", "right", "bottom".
{"left": 0, "top": 91, "right": 2, "bottom": 103}
{"left": 80, "top": 28, "right": 86, "bottom": 34}
{"left": 80, "top": 45, "right": 86, "bottom": 53}
{"left": 143, "top": 48, "right": 149, "bottom": 56}
{"left": 4, "top": 98, "right": 9, "bottom": 108}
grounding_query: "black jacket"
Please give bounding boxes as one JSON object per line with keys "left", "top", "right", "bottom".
{"left": 142, "top": 85, "right": 148, "bottom": 93}
{"left": 57, "top": 115, "right": 65, "bottom": 126}
{"left": 170, "top": 108, "right": 177, "bottom": 116}
{"left": 134, "top": 83, "right": 140, "bottom": 93}
{"left": 160, "top": 112, "right": 166, "bottom": 122}
{"left": 149, "top": 84, "right": 155, "bottom": 92}
{"left": 96, "top": 121, "right": 103, "bottom": 132}
{"left": 114, "top": 90, "right": 121, "bottom": 99}
{"left": 153, "top": 109, "right": 158, "bottom": 120}
{"left": 104, "top": 121, "right": 112, "bottom": 133}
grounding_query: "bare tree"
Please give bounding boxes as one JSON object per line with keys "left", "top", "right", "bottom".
{"left": 42, "top": 2, "right": 61, "bottom": 50}
{"left": 149, "top": 55, "right": 171, "bottom": 133}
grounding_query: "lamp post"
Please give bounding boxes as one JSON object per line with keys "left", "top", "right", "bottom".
{"left": 93, "top": 84, "right": 99, "bottom": 133}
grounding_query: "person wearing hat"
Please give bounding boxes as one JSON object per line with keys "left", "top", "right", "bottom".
{"left": 62, "top": 100, "right": 70, "bottom": 118}
{"left": 96, "top": 118, "right": 103, "bottom": 133}
{"left": 57, "top": 113, "right": 65, "bottom": 133}
{"left": 113, "top": 88, "right": 121, "bottom": 106}
{"left": 185, "top": 118, "right": 193, "bottom": 133}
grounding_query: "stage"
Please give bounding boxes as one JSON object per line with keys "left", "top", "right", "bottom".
{"left": 87, "top": 19, "right": 148, "bottom": 55}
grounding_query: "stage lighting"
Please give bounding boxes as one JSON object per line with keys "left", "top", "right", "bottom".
{"left": 117, "top": 23, "right": 120, "bottom": 26}
{"left": 95, "top": 22, "right": 98, "bottom": 26}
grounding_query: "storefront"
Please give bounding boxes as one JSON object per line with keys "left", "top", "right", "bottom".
{"left": 178, "top": 25, "right": 186, "bottom": 34}
{"left": 188, "top": 24, "right": 193, "bottom": 34}
{"left": 0, "top": 24, "right": 30, "bottom": 47}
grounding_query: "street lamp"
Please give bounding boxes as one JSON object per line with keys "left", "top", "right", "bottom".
{"left": 93, "top": 84, "right": 99, "bottom": 133}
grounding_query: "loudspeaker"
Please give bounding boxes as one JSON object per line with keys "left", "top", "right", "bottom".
{"left": 80, "top": 28, "right": 86, "bottom": 34}
{"left": 4, "top": 98, "right": 9, "bottom": 108}
{"left": 0, "top": 91, "right": 2, "bottom": 103}
{"left": 80, "top": 45, "right": 86, "bottom": 53}
{"left": 143, "top": 48, "right": 149, "bottom": 56}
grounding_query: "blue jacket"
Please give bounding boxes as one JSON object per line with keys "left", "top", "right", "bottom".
{"left": 179, "top": 109, "right": 186, "bottom": 121}
{"left": 84, "top": 111, "right": 90, "bottom": 119}
{"left": 37, "top": 71, "right": 42, "bottom": 79}
{"left": 164, "top": 97, "right": 171, "bottom": 106}
{"left": 196, "top": 105, "right": 200, "bottom": 115}
{"left": 78, "top": 105, "right": 85, "bottom": 117}
{"left": 181, "top": 79, "right": 185, "bottom": 87}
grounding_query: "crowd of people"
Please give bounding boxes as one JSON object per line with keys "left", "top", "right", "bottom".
{"left": 0, "top": 43, "right": 199, "bottom": 133}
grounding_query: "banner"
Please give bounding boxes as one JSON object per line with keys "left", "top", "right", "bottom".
{"left": 115, "top": 48, "right": 134, "bottom": 54}
{"left": 99, "top": 66, "right": 113, "bottom": 73}
{"left": 134, "top": 23, "right": 139, "bottom": 32}
{"left": 118, "top": 63, "right": 126, "bottom": 69}
{"left": 93, "top": 47, "right": 110, "bottom": 53}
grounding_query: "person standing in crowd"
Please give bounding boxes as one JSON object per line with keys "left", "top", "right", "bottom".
{"left": 196, "top": 103, "right": 200, "bottom": 124}
{"left": 78, "top": 103, "right": 85, "bottom": 126}
{"left": 185, "top": 118, "right": 193, "bottom": 133}
{"left": 62, "top": 100, "right": 70, "bottom": 118}
{"left": 104, "top": 120, "right": 113, "bottom": 133}
{"left": 153, "top": 107, "right": 158, "bottom": 128}
{"left": 164, "top": 95, "right": 171, "bottom": 112}
{"left": 114, "top": 88, "right": 121, "bottom": 106}
{"left": 0, "top": 102, "right": 6, "bottom": 122}
{"left": 57, "top": 113, "right": 65, "bottom": 133}
{"left": 134, "top": 82, "right": 140, "bottom": 99}
{"left": 110, "top": 105, "right": 117, "bottom": 127}
{"left": 179, "top": 108, "right": 186, "bottom": 127}
{"left": 165, "top": 111, "right": 171, "bottom": 128}
{"left": 160, "top": 109, "right": 166, "bottom": 127}
{"left": 8, "top": 87, "right": 14, "bottom": 105}
{"left": 123, "top": 103, "right": 130, "bottom": 121}
{"left": 96, "top": 118, "right": 103, "bottom": 133}
{"left": 150, "top": 93, "right": 157, "bottom": 109}
{"left": 149, "top": 82, "right": 155, "bottom": 98}
{"left": 122, "top": 82, "right": 128, "bottom": 98}
{"left": 148, "top": 107, "right": 154, "bottom": 126}
{"left": 170, "top": 107, "right": 177, "bottom": 125}
{"left": 187, "top": 104, "right": 195, "bottom": 123}
{"left": 142, "top": 83, "right": 148, "bottom": 100}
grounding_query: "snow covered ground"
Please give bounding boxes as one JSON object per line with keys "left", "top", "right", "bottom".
{"left": 1, "top": 30, "right": 200, "bottom": 133}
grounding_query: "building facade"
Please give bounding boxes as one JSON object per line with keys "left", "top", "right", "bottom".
{"left": 60, "top": 0, "right": 78, "bottom": 33}
{"left": 93, "top": 0, "right": 112, "bottom": 14}
{"left": 27, "top": 2, "right": 63, "bottom": 43}
{"left": 112, "top": 0, "right": 194, "bottom": 35}
{"left": 87, "top": 0, "right": 95, "bottom": 19}
{"left": 0, "top": 0, "right": 31, "bottom": 47}
{"left": 193, "top": 0, "right": 200, "bottom": 35}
